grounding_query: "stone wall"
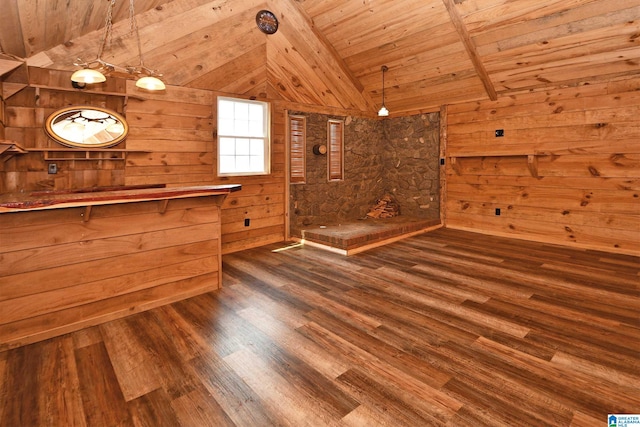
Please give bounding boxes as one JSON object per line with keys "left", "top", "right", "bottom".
{"left": 289, "top": 111, "right": 439, "bottom": 235}
{"left": 382, "top": 113, "right": 440, "bottom": 218}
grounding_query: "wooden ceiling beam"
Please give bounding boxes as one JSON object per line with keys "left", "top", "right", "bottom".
{"left": 442, "top": 0, "right": 497, "bottom": 101}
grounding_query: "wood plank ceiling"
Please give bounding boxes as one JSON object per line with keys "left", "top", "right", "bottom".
{"left": 0, "top": 0, "right": 638, "bottom": 115}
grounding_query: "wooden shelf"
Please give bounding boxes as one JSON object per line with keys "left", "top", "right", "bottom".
{"left": 0, "top": 145, "right": 150, "bottom": 162}
{"left": 0, "top": 141, "right": 153, "bottom": 165}
{"left": 28, "top": 148, "right": 149, "bottom": 161}
{"left": 448, "top": 153, "right": 546, "bottom": 178}
{"left": 43, "top": 150, "right": 125, "bottom": 161}
{"left": 0, "top": 140, "right": 29, "bottom": 162}
{"left": 0, "top": 57, "right": 28, "bottom": 99}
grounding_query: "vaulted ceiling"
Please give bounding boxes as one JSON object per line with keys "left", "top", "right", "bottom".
{"left": 1, "top": 0, "right": 638, "bottom": 115}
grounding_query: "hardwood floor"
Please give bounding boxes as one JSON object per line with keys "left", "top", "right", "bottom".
{"left": 1, "top": 228, "right": 638, "bottom": 426}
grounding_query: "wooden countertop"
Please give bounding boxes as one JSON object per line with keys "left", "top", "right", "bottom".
{"left": 0, "top": 184, "right": 241, "bottom": 213}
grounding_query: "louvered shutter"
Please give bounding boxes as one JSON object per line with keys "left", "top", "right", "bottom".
{"left": 290, "top": 116, "right": 306, "bottom": 183}
{"left": 328, "top": 120, "right": 344, "bottom": 181}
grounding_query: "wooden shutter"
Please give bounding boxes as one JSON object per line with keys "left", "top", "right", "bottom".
{"left": 289, "top": 115, "right": 306, "bottom": 183}
{"left": 328, "top": 119, "right": 344, "bottom": 181}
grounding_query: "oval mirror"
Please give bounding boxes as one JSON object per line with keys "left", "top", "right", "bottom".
{"left": 44, "top": 106, "right": 128, "bottom": 148}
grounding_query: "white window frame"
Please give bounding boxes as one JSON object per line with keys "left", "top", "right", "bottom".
{"left": 217, "top": 96, "right": 270, "bottom": 177}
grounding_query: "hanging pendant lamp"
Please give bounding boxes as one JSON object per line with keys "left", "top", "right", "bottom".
{"left": 378, "top": 65, "right": 389, "bottom": 117}
{"left": 71, "top": 0, "right": 165, "bottom": 91}
{"left": 70, "top": 68, "right": 107, "bottom": 84}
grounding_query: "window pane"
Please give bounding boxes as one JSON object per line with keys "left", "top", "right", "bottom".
{"left": 250, "top": 153, "right": 264, "bottom": 172}
{"left": 217, "top": 97, "right": 269, "bottom": 176}
{"left": 234, "top": 102, "right": 249, "bottom": 120}
{"left": 249, "top": 104, "right": 263, "bottom": 120}
{"left": 219, "top": 155, "right": 236, "bottom": 173}
{"left": 248, "top": 119, "right": 263, "bottom": 137}
{"left": 219, "top": 100, "right": 234, "bottom": 119}
{"left": 236, "top": 139, "right": 250, "bottom": 155}
{"left": 218, "top": 117, "right": 233, "bottom": 136}
{"left": 248, "top": 104, "right": 264, "bottom": 137}
{"left": 219, "top": 137, "right": 236, "bottom": 155}
{"left": 236, "top": 156, "right": 250, "bottom": 171}
{"left": 250, "top": 139, "right": 263, "bottom": 154}
{"left": 233, "top": 119, "right": 248, "bottom": 136}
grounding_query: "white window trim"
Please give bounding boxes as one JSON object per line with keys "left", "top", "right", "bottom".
{"left": 217, "top": 96, "right": 271, "bottom": 177}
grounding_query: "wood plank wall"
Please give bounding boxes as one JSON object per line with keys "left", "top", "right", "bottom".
{"left": 3, "top": 68, "right": 127, "bottom": 192}
{"left": 0, "top": 81, "right": 5, "bottom": 194}
{"left": 0, "top": 196, "right": 224, "bottom": 350}
{"left": 445, "top": 76, "right": 640, "bottom": 256}
{"left": 0, "top": 68, "right": 286, "bottom": 254}
{"left": 124, "top": 83, "right": 216, "bottom": 188}
{"left": 220, "top": 103, "right": 287, "bottom": 254}
{"left": 124, "top": 81, "right": 286, "bottom": 254}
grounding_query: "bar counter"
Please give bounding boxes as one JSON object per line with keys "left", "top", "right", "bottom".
{"left": 0, "top": 184, "right": 241, "bottom": 213}
{"left": 0, "top": 184, "right": 241, "bottom": 350}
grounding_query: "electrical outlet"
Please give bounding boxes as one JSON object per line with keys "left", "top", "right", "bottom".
{"left": 495, "top": 208, "right": 501, "bottom": 216}
{"left": 440, "top": 158, "right": 445, "bottom": 166}
{"left": 48, "top": 163, "right": 58, "bottom": 174}
{"left": 495, "top": 129, "right": 504, "bottom": 137}
{"left": 244, "top": 218, "right": 250, "bottom": 227}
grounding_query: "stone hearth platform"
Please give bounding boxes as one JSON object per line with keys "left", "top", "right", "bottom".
{"left": 296, "top": 217, "right": 442, "bottom": 255}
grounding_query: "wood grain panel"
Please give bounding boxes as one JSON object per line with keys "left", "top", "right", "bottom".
{"left": 75, "top": 342, "right": 133, "bottom": 426}
{"left": 153, "top": 8, "right": 265, "bottom": 87}
{"left": 123, "top": 82, "right": 285, "bottom": 253}
{"left": 187, "top": 44, "right": 266, "bottom": 93}
{"left": 0, "top": 194, "right": 225, "bottom": 350}
{"left": 3, "top": 0, "right": 639, "bottom": 115}
{"left": 446, "top": 76, "right": 640, "bottom": 255}
{"left": 2, "top": 73, "right": 285, "bottom": 256}
{"left": 2, "top": 221, "right": 219, "bottom": 278}
{"left": 267, "top": 0, "right": 373, "bottom": 111}
{"left": 2, "top": 81, "right": 126, "bottom": 192}
{"left": 0, "top": 272, "right": 219, "bottom": 351}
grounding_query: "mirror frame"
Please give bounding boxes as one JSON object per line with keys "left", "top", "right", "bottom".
{"left": 44, "top": 106, "right": 129, "bottom": 148}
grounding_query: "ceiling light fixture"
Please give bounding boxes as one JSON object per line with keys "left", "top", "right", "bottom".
{"left": 377, "top": 65, "right": 389, "bottom": 117}
{"left": 71, "top": 0, "right": 165, "bottom": 91}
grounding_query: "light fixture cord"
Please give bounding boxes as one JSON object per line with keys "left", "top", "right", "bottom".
{"left": 129, "top": 0, "right": 147, "bottom": 69}
{"left": 96, "top": 0, "right": 116, "bottom": 61}
{"left": 381, "top": 68, "right": 385, "bottom": 106}
{"left": 381, "top": 66, "right": 388, "bottom": 107}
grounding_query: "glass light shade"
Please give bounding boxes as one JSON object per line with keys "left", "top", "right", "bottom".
{"left": 62, "top": 121, "right": 85, "bottom": 143}
{"left": 70, "top": 69, "right": 106, "bottom": 84}
{"left": 106, "top": 122, "right": 125, "bottom": 136}
{"left": 136, "top": 76, "right": 166, "bottom": 90}
{"left": 378, "top": 105, "right": 389, "bottom": 117}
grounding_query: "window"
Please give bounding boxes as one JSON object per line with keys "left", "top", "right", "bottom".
{"left": 217, "top": 97, "right": 270, "bottom": 176}
{"left": 289, "top": 115, "right": 306, "bottom": 183}
{"left": 327, "top": 119, "right": 344, "bottom": 181}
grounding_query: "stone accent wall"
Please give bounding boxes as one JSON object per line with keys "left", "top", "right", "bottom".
{"left": 289, "top": 112, "right": 439, "bottom": 235}
{"left": 382, "top": 113, "right": 440, "bottom": 218}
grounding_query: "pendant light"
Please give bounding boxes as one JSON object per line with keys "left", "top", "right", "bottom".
{"left": 70, "top": 69, "right": 106, "bottom": 84}
{"left": 377, "top": 65, "right": 389, "bottom": 117}
{"left": 71, "top": 0, "right": 165, "bottom": 90}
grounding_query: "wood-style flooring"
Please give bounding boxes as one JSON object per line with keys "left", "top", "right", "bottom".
{"left": 1, "top": 228, "right": 639, "bottom": 426}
